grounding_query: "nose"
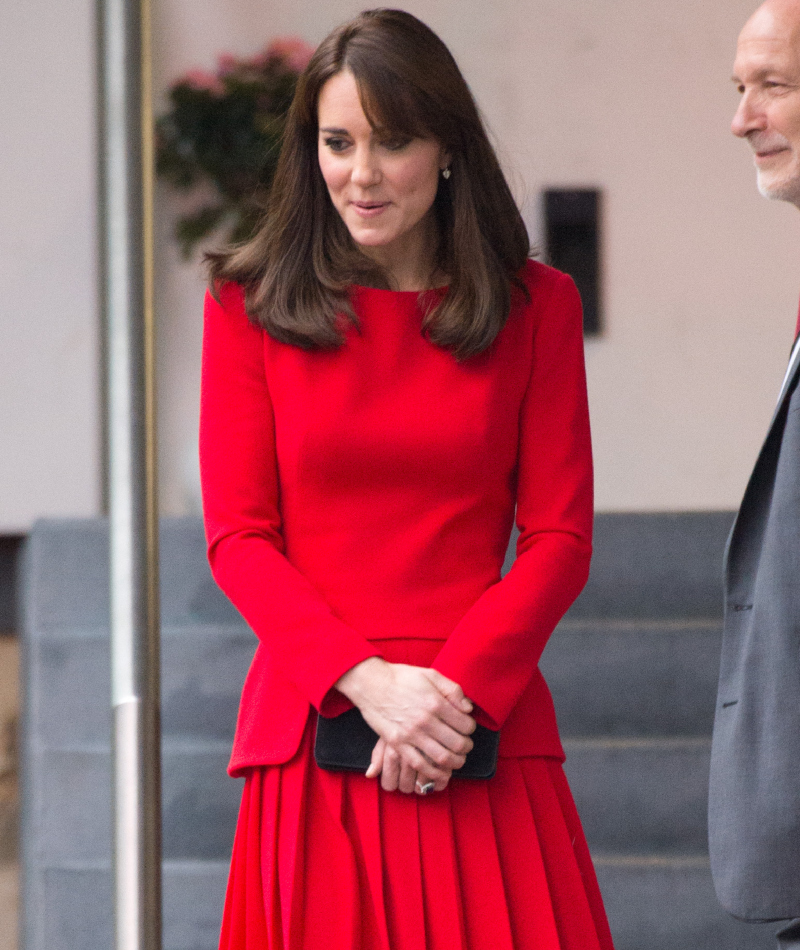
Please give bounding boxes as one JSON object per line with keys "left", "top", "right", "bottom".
{"left": 351, "top": 146, "right": 381, "bottom": 187}
{"left": 732, "top": 90, "right": 765, "bottom": 138}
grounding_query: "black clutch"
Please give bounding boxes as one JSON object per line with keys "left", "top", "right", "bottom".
{"left": 314, "top": 707, "right": 499, "bottom": 779}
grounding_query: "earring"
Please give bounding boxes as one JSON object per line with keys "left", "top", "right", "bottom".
{"left": 442, "top": 167, "right": 451, "bottom": 180}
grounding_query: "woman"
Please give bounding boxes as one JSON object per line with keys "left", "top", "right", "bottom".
{"left": 201, "top": 9, "right": 614, "bottom": 950}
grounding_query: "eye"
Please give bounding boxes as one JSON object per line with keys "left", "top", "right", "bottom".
{"left": 381, "top": 136, "right": 413, "bottom": 152}
{"left": 323, "top": 136, "right": 350, "bottom": 153}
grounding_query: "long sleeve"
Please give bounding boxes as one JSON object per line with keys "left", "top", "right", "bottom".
{"left": 432, "top": 274, "right": 593, "bottom": 730}
{"left": 199, "top": 285, "right": 381, "bottom": 714}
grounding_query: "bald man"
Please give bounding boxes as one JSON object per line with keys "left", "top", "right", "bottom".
{"left": 709, "top": 2, "right": 800, "bottom": 947}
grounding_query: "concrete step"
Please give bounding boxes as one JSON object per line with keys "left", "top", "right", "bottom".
{"left": 504, "top": 512, "right": 735, "bottom": 620}
{"left": 24, "top": 516, "right": 754, "bottom": 950}
{"left": 28, "top": 625, "right": 252, "bottom": 746}
{"left": 15, "top": 854, "right": 788, "bottom": 950}
{"left": 28, "top": 744, "right": 241, "bottom": 863}
{"left": 24, "top": 859, "right": 227, "bottom": 950}
{"left": 595, "top": 856, "right": 777, "bottom": 950}
{"left": 563, "top": 738, "right": 710, "bottom": 855}
{"left": 542, "top": 620, "right": 721, "bottom": 737}
{"left": 31, "top": 513, "right": 737, "bottom": 629}
{"left": 23, "top": 518, "right": 240, "bottom": 634}
{"left": 30, "top": 736, "right": 713, "bottom": 871}
{"left": 567, "top": 512, "right": 734, "bottom": 620}
{"left": 30, "top": 616, "right": 722, "bottom": 749}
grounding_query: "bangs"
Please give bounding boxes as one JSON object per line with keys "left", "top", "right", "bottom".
{"left": 346, "top": 56, "right": 439, "bottom": 141}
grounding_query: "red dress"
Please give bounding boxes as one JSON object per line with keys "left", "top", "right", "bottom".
{"left": 200, "top": 260, "right": 614, "bottom": 950}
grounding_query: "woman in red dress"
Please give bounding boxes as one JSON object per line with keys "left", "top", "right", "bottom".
{"left": 200, "top": 9, "right": 614, "bottom": 949}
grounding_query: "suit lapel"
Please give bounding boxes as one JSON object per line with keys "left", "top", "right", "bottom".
{"left": 726, "top": 333, "right": 800, "bottom": 578}
{"left": 770, "top": 331, "right": 800, "bottom": 426}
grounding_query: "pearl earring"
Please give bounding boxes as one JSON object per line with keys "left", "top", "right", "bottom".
{"left": 442, "top": 167, "right": 451, "bottom": 180}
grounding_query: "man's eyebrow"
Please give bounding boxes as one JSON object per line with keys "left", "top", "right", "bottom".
{"left": 733, "top": 66, "right": 794, "bottom": 84}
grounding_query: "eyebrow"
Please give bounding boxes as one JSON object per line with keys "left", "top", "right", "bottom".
{"left": 732, "top": 67, "right": 793, "bottom": 84}
{"left": 319, "top": 126, "right": 349, "bottom": 135}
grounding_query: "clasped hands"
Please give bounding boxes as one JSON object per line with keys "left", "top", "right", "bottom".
{"left": 335, "top": 657, "right": 476, "bottom": 795}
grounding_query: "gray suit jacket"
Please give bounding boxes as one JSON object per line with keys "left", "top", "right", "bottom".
{"left": 709, "top": 345, "right": 800, "bottom": 921}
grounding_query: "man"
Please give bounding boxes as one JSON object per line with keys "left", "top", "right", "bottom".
{"left": 709, "top": 2, "right": 800, "bottom": 947}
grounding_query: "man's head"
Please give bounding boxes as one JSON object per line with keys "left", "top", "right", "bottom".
{"left": 733, "top": 0, "right": 800, "bottom": 206}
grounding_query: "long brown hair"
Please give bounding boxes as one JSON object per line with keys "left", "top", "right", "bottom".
{"left": 207, "top": 8, "right": 530, "bottom": 360}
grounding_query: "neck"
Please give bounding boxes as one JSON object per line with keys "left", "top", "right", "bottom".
{"left": 359, "top": 215, "right": 446, "bottom": 291}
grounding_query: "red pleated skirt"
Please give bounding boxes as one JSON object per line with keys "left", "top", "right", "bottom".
{"left": 218, "top": 720, "right": 614, "bottom": 950}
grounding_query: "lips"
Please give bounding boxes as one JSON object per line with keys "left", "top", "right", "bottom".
{"left": 754, "top": 148, "right": 789, "bottom": 163}
{"left": 748, "top": 134, "right": 791, "bottom": 161}
{"left": 351, "top": 200, "right": 390, "bottom": 218}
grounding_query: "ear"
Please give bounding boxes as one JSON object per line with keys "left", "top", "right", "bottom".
{"left": 439, "top": 146, "right": 452, "bottom": 171}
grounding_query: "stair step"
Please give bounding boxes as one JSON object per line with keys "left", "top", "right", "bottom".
{"left": 29, "top": 746, "right": 240, "bottom": 863}
{"left": 566, "top": 512, "right": 734, "bottom": 620}
{"left": 563, "top": 737, "right": 710, "bottom": 854}
{"left": 505, "top": 512, "right": 734, "bottom": 619}
{"left": 23, "top": 518, "right": 240, "bottom": 633}
{"left": 542, "top": 620, "right": 721, "bottom": 736}
{"left": 24, "top": 515, "right": 755, "bottom": 950}
{"left": 29, "top": 625, "right": 252, "bottom": 746}
{"left": 33, "top": 737, "right": 714, "bottom": 865}
{"left": 31, "top": 855, "right": 782, "bottom": 950}
{"left": 23, "top": 860, "right": 228, "bottom": 950}
{"left": 594, "top": 856, "right": 777, "bottom": 950}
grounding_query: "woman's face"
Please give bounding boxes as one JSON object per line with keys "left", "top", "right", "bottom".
{"left": 317, "top": 69, "right": 449, "bottom": 281}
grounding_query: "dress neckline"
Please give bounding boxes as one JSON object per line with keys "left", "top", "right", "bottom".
{"left": 351, "top": 283, "right": 449, "bottom": 300}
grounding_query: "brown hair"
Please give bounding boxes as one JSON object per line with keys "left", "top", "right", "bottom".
{"left": 207, "top": 8, "right": 530, "bottom": 359}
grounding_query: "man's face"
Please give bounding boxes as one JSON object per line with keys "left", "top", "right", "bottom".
{"left": 732, "top": 0, "right": 800, "bottom": 205}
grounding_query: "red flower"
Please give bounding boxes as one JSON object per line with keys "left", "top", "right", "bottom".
{"left": 181, "top": 68, "right": 224, "bottom": 94}
{"left": 216, "top": 53, "right": 238, "bottom": 76}
{"left": 263, "top": 37, "right": 315, "bottom": 73}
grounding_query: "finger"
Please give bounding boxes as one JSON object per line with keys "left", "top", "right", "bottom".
{"left": 416, "top": 765, "right": 452, "bottom": 795}
{"left": 372, "top": 697, "right": 475, "bottom": 752}
{"left": 411, "top": 731, "right": 470, "bottom": 773}
{"left": 423, "top": 668, "right": 474, "bottom": 714}
{"left": 408, "top": 700, "right": 475, "bottom": 754}
{"left": 398, "top": 759, "right": 418, "bottom": 795}
{"left": 416, "top": 685, "right": 476, "bottom": 737}
{"left": 380, "top": 745, "right": 401, "bottom": 792}
{"left": 432, "top": 769, "right": 452, "bottom": 793}
{"left": 365, "top": 737, "right": 385, "bottom": 779}
{"left": 426, "top": 716, "right": 475, "bottom": 756}
{"left": 415, "top": 777, "right": 437, "bottom": 796}
{"left": 408, "top": 695, "right": 475, "bottom": 741}
{"left": 394, "top": 743, "right": 455, "bottom": 786}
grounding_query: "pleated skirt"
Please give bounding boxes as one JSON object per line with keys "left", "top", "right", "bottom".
{"left": 218, "top": 720, "right": 615, "bottom": 950}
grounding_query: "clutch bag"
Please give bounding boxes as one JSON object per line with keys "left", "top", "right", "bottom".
{"left": 314, "top": 706, "right": 499, "bottom": 779}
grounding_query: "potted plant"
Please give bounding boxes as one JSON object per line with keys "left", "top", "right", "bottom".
{"left": 155, "top": 38, "right": 315, "bottom": 257}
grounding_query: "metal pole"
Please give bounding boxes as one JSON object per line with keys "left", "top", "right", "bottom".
{"left": 99, "top": 0, "right": 162, "bottom": 945}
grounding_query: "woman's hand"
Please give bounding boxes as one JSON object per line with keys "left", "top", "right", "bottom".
{"left": 366, "top": 736, "right": 454, "bottom": 794}
{"left": 335, "top": 658, "right": 476, "bottom": 793}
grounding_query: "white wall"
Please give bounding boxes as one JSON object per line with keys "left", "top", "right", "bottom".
{"left": 0, "top": 0, "right": 101, "bottom": 532}
{"left": 152, "top": 0, "right": 800, "bottom": 514}
{"left": 3, "top": 0, "right": 795, "bottom": 528}
{"left": 512, "top": 1, "right": 800, "bottom": 510}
